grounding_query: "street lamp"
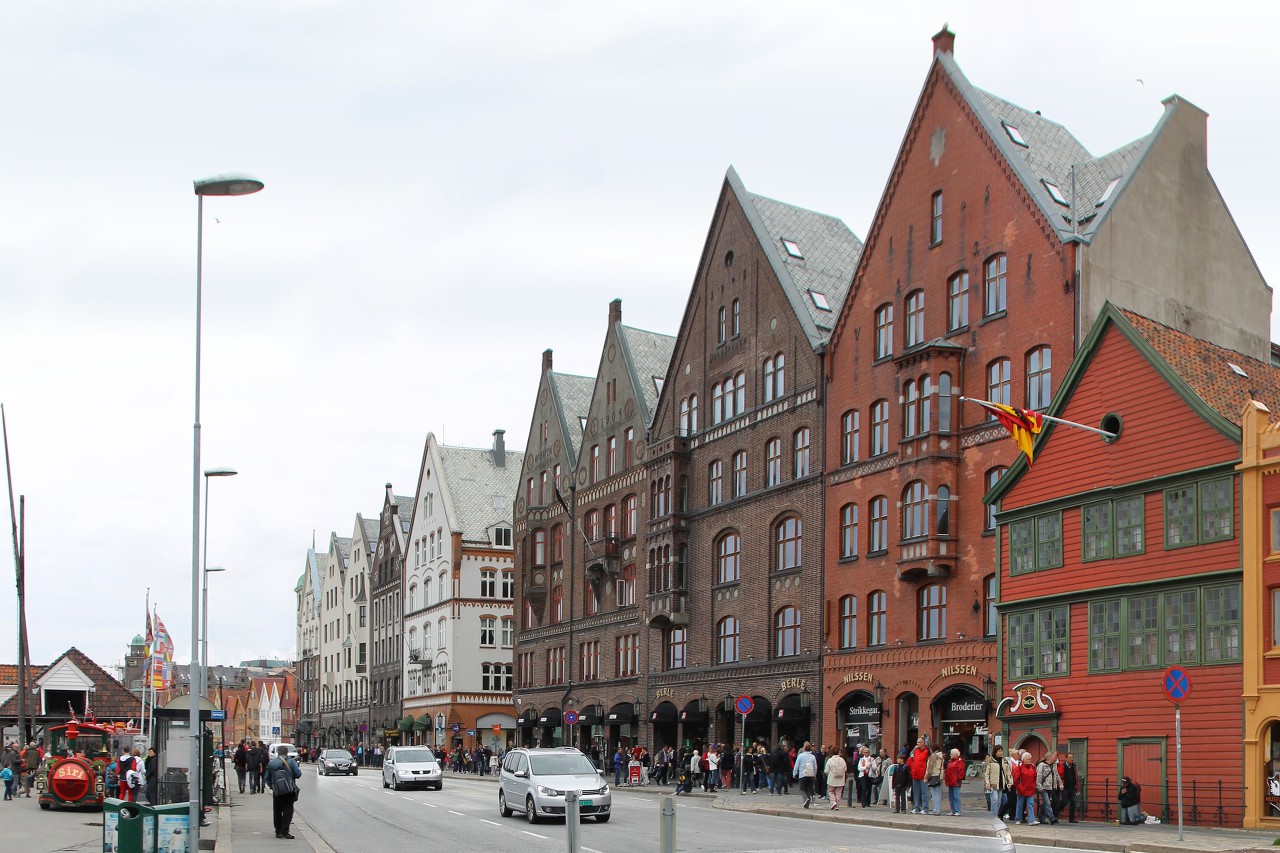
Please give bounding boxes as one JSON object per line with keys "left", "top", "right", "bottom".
{"left": 200, "top": 467, "right": 238, "bottom": 702}
{"left": 189, "top": 174, "right": 262, "bottom": 843}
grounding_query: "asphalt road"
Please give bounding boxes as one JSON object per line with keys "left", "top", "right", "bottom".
{"left": 294, "top": 769, "right": 1103, "bottom": 853}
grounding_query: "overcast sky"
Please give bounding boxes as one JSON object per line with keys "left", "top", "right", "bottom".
{"left": 2, "top": 1, "right": 1276, "bottom": 678}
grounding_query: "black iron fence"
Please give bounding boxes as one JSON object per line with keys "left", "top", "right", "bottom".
{"left": 1070, "top": 778, "right": 1244, "bottom": 827}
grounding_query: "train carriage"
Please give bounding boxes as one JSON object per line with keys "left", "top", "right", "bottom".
{"left": 35, "top": 719, "right": 141, "bottom": 810}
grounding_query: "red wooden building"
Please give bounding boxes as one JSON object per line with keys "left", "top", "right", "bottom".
{"left": 988, "top": 304, "right": 1280, "bottom": 825}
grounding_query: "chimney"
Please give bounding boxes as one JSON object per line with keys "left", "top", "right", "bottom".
{"left": 492, "top": 429, "right": 506, "bottom": 468}
{"left": 542, "top": 349, "right": 553, "bottom": 372}
{"left": 386, "top": 482, "right": 395, "bottom": 512}
{"left": 609, "top": 298, "right": 622, "bottom": 324}
{"left": 932, "top": 25, "right": 955, "bottom": 57}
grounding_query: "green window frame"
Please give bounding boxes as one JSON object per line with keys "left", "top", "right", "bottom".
{"left": 1204, "top": 584, "right": 1241, "bottom": 662}
{"left": 1126, "top": 594, "right": 1160, "bottom": 668}
{"left": 1165, "top": 477, "right": 1232, "bottom": 548}
{"left": 1082, "top": 502, "right": 1112, "bottom": 561}
{"left": 1010, "top": 511, "right": 1063, "bottom": 574}
{"left": 1007, "top": 606, "right": 1069, "bottom": 679}
{"left": 1163, "top": 588, "right": 1199, "bottom": 664}
{"left": 1089, "top": 582, "right": 1241, "bottom": 673}
{"left": 1089, "top": 599, "right": 1121, "bottom": 672}
{"left": 1115, "top": 496, "right": 1145, "bottom": 556}
{"left": 1008, "top": 611, "right": 1036, "bottom": 679}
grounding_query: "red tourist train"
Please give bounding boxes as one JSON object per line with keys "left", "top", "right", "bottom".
{"left": 35, "top": 719, "right": 142, "bottom": 810}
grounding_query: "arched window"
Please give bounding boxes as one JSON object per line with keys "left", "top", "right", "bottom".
{"left": 717, "top": 617, "right": 740, "bottom": 664}
{"left": 875, "top": 303, "right": 893, "bottom": 358}
{"left": 985, "top": 254, "right": 1007, "bottom": 315}
{"left": 841, "top": 410, "right": 860, "bottom": 465}
{"left": 765, "top": 438, "right": 782, "bottom": 487}
{"left": 583, "top": 579, "right": 598, "bottom": 617}
{"left": 775, "top": 516, "right": 802, "bottom": 571}
{"left": 774, "top": 354, "right": 785, "bottom": 397}
{"left": 708, "top": 460, "right": 723, "bottom": 506}
{"left": 985, "top": 467, "right": 1007, "bottom": 531}
{"left": 936, "top": 485, "right": 952, "bottom": 536}
{"left": 840, "top": 503, "right": 858, "bottom": 559}
{"left": 712, "top": 382, "right": 724, "bottom": 425}
{"left": 918, "top": 584, "right": 946, "bottom": 640}
{"left": 604, "top": 504, "right": 617, "bottom": 538}
{"left": 621, "top": 495, "right": 637, "bottom": 539}
{"left": 408, "top": 583, "right": 417, "bottom": 612}
{"left": 871, "top": 400, "right": 889, "bottom": 455}
{"left": 869, "top": 591, "right": 887, "bottom": 646}
{"left": 680, "top": 398, "right": 690, "bottom": 436}
{"left": 424, "top": 622, "right": 432, "bottom": 649}
{"left": 920, "top": 375, "right": 933, "bottom": 433}
{"left": 732, "top": 451, "right": 748, "bottom": 498}
{"left": 717, "top": 305, "right": 727, "bottom": 344}
{"left": 903, "top": 481, "right": 927, "bottom": 539}
{"left": 551, "top": 587, "right": 563, "bottom": 624}
{"left": 948, "top": 272, "right": 969, "bottom": 330}
{"left": 731, "top": 299, "right": 741, "bottom": 337}
{"left": 733, "top": 372, "right": 745, "bottom": 415}
{"left": 763, "top": 357, "right": 776, "bottom": 403}
{"left": 870, "top": 496, "right": 889, "bottom": 552}
{"left": 688, "top": 395, "right": 698, "bottom": 433}
{"left": 716, "top": 532, "right": 741, "bottom": 584}
{"left": 585, "top": 509, "right": 600, "bottom": 541}
{"left": 987, "top": 358, "right": 1011, "bottom": 409}
{"left": 438, "top": 571, "right": 447, "bottom": 601}
{"left": 938, "top": 373, "right": 953, "bottom": 433}
{"left": 533, "top": 529, "right": 546, "bottom": 566}
{"left": 839, "top": 595, "right": 858, "bottom": 650}
{"left": 905, "top": 290, "right": 925, "bottom": 347}
{"left": 793, "top": 428, "right": 810, "bottom": 478}
{"left": 551, "top": 524, "right": 563, "bottom": 562}
{"left": 774, "top": 606, "right": 801, "bottom": 657}
{"left": 904, "top": 380, "right": 919, "bottom": 438}
{"left": 1027, "top": 346, "right": 1052, "bottom": 409}
{"left": 666, "top": 627, "right": 687, "bottom": 670}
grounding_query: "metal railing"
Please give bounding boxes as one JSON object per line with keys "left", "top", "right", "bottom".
{"left": 1040, "top": 779, "right": 1244, "bottom": 827}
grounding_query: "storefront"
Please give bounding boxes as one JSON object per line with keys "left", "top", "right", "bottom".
{"left": 933, "top": 684, "right": 991, "bottom": 762}
{"left": 742, "top": 696, "right": 772, "bottom": 750}
{"left": 836, "top": 691, "right": 883, "bottom": 754}
{"left": 538, "top": 707, "right": 563, "bottom": 747}
{"left": 650, "top": 701, "right": 678, "bottom": 751}
{"left": 476, "top": 712, "right": 516, "bottom": 753}
{"left": 606, "top": 702, "right": 637, "bottom": 751}
{"left": 575, "top": 704, "right": 604, "bottom": 756}
{"left": 679, "top": 699, "right": 708, "bottom": 749}
{"left": 775, "top": 692, "right": 812, "bottom": 748}
{"left": 516, "top": 708, "right": 538, "bottom": 747}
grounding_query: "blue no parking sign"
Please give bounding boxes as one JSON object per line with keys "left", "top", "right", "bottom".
{"left": 1162, "top": 665, "right": 1192, "bottom": 703}
{"left": 735, "top": 696, "right": 753, "bottom": 716}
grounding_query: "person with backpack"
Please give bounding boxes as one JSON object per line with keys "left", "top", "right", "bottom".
{"left": 1036, "top": 753, "right": 1062, "bottom": 825}
{"left": 116, "top": 751, "right": 137, "bottom": 803}
{"left": 792, "top": 742, "right": 818, "bottom": 808}
{"left": 824, "top": 746, "right": 848, "bottom": 810}
{"left": 266, "top": 745, "right": 301, "bottom": 839}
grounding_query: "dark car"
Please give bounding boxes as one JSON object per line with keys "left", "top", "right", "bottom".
{"left": 319, "top": 749, "right": 357, "bottom": 776}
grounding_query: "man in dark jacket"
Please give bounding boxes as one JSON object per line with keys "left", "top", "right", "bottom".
{"left": 232, "top": 741, "right": 249, "bottom": 793}
{"left": 22, "top": 740, "right": 42, "bottom": 798}
{"left": 246, "top": 743, "right": 261, "bottom": 793}
{"left": 266, "top": 745, "right": 302, "bottom": 839}
{"left": 144, "top": 747, "right": 159, "bottom": 805}
{"left": 1118, "top": 776, "right": 1143, "bottom": 825}
{"left": 771, "top": 742, "right": 790, "bottom": 796}
{"left": 255, "top": 742, "right": 271, "bottom": 794}
{"left": 1061, "top": 753, "right": 1079, "bottom": 822}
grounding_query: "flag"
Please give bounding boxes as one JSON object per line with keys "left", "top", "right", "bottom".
{"left": 151, "top": 610, "right": 174, "bottom": 690}
{"left": 973, "top": 400, "right": 1045, "bottom": 463}
{"left": 145, "top": 610, "right": 153, "bottom": 659}
{"left": 554, "top": 485, "right": 571, "bottom": 517}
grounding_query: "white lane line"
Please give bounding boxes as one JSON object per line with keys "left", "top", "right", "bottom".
{"left": 479, "top": 819, "right": 500, "bottom": 826}
{"left": 521, "top": 830, "right": 548, "bottom": 839}
{"left": 402, "top": 796, "right": 414, "bottom": 801}
{"left": 448, "top": 810, "right": 465, "bottom": 816}
{"left": 583, "top": 848, "right": 604, "bottom": 853}
{"left": 422, "top": 802, "right": 437, "bottom": 808}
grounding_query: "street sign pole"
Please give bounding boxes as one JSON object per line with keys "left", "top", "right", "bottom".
{"left": 1175, "top": 704, "right": 1183, "bottom": 842}
{"left": 734, "top": 695, "right": 753, "bottom": 793}
{"left": 1162, "top": 665, "right": 1190, "bottom": 842}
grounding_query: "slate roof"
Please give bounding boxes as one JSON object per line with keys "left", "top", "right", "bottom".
{"left": 619, "top": 325, "right": 676, "bottom": 425}
{"left": 360, "top": 517, "right": 379, "bottom": 546}
{"left": 438, "top": 442, "right": 525, "bottom": 543}
{"left": 333, "top": 536, "right": 352, "bottom": 565}
{"left": 394, "top": 495, "right": 414, "bottom": 523}
{"left": 0, "top": 649, "right": 137, "bottom": 721}
{"left": 550, "top": 371, "right": 595, "bottom": 461}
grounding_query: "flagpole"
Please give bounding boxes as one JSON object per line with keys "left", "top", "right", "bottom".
{"left": 958, "top": 396, "right": 1116, "bottom": 439}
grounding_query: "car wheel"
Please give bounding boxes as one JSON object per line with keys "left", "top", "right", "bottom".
{"left": 525, "top": 795, "right": 539, "bottom": 824}
{"left": 353, "top": 769, "right": 358, "bottom": 776}
{"left": 596, "top": 813, "right": 611, "bottom": 823}
{"left": 433, "top": 782, "right": 442, "bottom": 790}
{"left": 382, "top": 774, "right": 389, "bottom": 789}
{"left": 499, "top": 790, "right": 512, "bottom": 817}
{"left": 39, "top": 802, "right": 51, "bottom": 811}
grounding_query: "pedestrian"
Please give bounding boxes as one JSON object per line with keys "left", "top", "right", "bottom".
{"left": 233, "top": 741, "right": 249, "bottom": 794}
{"left": 891, "top": 752, "right": 911, "bottom": 813}
{"left": 105, "top": 756, "right": 120, "bottom": 799}
{"left": 944, "top": 748, "right": 965, "bottom": 815}
{"left": 22, "top": 740, "right": 42, "bottom": 798}
{"left": 874, "top": 748, "right": 889, "bottom": 805}
{"left": 117, "top": 750, "right": 137, "bottom": 803}
{"left": 246, "top": 742, "right": 262, "bottom": 793}
{"left": 1061, "top": 753, "right": 1079, "bottom": 822}
{"left": 704, "top": 746, "right": 719, "bottom": 792}
{"left": 770, "top": 741, "right": 790, "bottom": 796}
{"left": 255, "top": 742, "right": 271, "bottom": 794}
{"left": 719, "top": 745, "right": 734, "bottom": 790}
{"left": 145, "top": 747, "right": 159, "bottom": 806}
{"left": 907, "top": 737, "right": 929, "bottom": 814}
{"left": 1, "top": 742, "right": 18, "bottom": 800}
{"left": 824, "top": 746, "right": 848, "bottom": 811}
{"left": 738, "top": 746, "right": 755, "bottom": 793}
{"left": 266, "top": 745, "right": 301, "bottom": 839}
{"left": 925, "top": 746, "right": 945, "bottom": 815}
{"left": 1035, "top": 752, "right": 1061, "bottom": 824}
{"left": 983, "top": 746, "right": 1009, "bottom": 818}
{"left": 855, "top": 746, "right": 873, "bottom": 806}
{"left": 792, "top": 742, "right": 818, "bottom": 808}
{"left": 613, "top": 746, "right": 625, "bottom": 787}
{"left": 688, "top": 747, "right": 702, "bottom": 791}
{"left": 1118, "top": 775, "right": 1144, "bottom": 825}
{"left": 1012, "top": 751, "right": 1039, "bottom": 825}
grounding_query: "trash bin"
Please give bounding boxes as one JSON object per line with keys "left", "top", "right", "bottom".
{"left": 103, "top": 798, "right": 156, "bottom": 853}
{"left": 151, "top": 802, "right": 192, "bottom": 853}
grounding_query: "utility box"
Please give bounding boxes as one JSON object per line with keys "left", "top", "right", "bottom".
{"left": 103, "top": 799, "right": 156, "bottom": 853}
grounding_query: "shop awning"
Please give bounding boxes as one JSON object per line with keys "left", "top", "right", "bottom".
{"left": 650, "top": 701, "right": 678, "bottom": 723}
{"left": 679, "top": 700, "right": 707, "bottom": 722}
{"left": 517, "top": 708, "right": 539, "bottom": 727}
{"left": 606, "top": 702, "right": 635, "bottom": 723}
{"left": 775, "top": 693, "right": 811, "bottom": 721}
{"left": 577, "top": 704, "right": 604, "bottom": 725}
{"left": 538, "top": 708, "right": 562, "bottom": 727}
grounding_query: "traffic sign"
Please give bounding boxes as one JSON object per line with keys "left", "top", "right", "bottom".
{"left": 452, "top": 723, "right": 461, "bottom": 733}
{"left": 491, "top": 724, "right": 502, "bottom": 734}
{"left": 210, "top": 710, "right": 226, "bottom": 721}
{"left": 1162, "top": 665, "right": 1192, "bottom": 703}
{"left": 735, "top": 695, "right": 754, "bottom": 715}
{"left": 563, "top": 709, "right": 580, "bottom": 725}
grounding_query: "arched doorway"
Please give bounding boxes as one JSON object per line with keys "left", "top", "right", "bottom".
{"left": 517, "top": 707, "right": 538, "bottom": 747}
{"left": 1014, "top": 732, "right": 1049, "bottom": 764}
{"left": 775, "top": 693, "right": 811, "bottom": 748}
{"left": 680, "top": 699, "right": 708, "bottom": 749}
{"left": 743, "top": 696, "right": 772, "bottom": 750}
{"left": 650, "top": 702, "right": 678, "bottom": 751}
{"left": 607, "top": 702, "right": 637, "bottom": 752}
{"left": 576, "top": 704, "right": 604, "bottom": 760}
{"left": 837, "top": 690, "right": 883, "bottom": 754}
{"left": 932, "top": 684, "right": 990, "bottom": 763}
{"left": 538, "top": 707, "right": 562, "bottom": 747}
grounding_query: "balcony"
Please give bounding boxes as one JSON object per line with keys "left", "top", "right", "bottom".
{"left": 355, "top": 663, "right": 367, "bottom": 674}
{"left": 897, "top": 537, "right": 954, "bottom": 581}
{"left": 646, "top": 589, "right": 689, "bottom": 626}
{"left": 585, "top": 536, "right": 621, "bottom": 588}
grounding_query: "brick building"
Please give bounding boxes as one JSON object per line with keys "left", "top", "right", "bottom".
{"left": 642, "top": 168, "right": 861, "bottom": 752}
{"left": 820, "top": 28, "right": 1271, "bottom": 761}
{"left": 989, "top": 304, "right": 1280, "bottom": 825}
{"left": 370, "top": 487, "right": 412, "bottom": 744}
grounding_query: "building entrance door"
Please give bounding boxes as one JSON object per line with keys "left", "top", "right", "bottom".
{"left": 1120, "top": 738, "right": 1166, "bottom": 818}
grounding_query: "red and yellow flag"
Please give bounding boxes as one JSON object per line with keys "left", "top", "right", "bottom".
{"left": 974, "top": 400, "right": 1045, "bottom": 463}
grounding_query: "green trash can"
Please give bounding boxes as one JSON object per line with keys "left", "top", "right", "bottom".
{"left": 103, "top": 798, "right": 156, "bottom": 853}
{"left": 150, "top": 802, "right": 192, "bottom": 853}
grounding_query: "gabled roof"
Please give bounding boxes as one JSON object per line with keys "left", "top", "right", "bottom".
{"left": 0, "top": 649, "right": 137, "bottom": 720}
{"left": 359, "top": 517, "right": 379, "bottom": 548}
{"left": 618, "top": 325, "right": 676, "bottom": 426}
{"left": 550, "top": 371, "right": 595, "bottom": 462}
{"left": 437, "top": 441, "right": 525, "bottom": 542}
{"left": 728, "top": 167, "right": 863, "bottom": 347}
{"left": 332, "top": 535, "right": 352, "bottom": 565}
{"left": 0, "top": 663, "right": 46, "bottom": 685}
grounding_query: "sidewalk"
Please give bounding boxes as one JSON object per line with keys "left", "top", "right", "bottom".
{"left": 220, "top": 786, "right": 332, "bottom": 853}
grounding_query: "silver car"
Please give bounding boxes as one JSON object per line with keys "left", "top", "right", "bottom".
{"left": 381, "top": 746, "right": 443, "bottom": 791}
{"left": 319, "top": 748, "right": 357, "bottom": 776}
{"left": 498, "top": 747, "right": 611, "bottom": 823}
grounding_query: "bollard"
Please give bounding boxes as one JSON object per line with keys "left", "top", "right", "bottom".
{"left": 565, "top": 790, "right": 580, "bottom": 853}
{"left": 660, "top": 795, "right": 676, "bottom": 853}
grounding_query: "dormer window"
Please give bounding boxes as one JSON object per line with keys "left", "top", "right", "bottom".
{"left": 1003, "top": 123, "right": 1029, "bottom": 147}
{"left": 1042, "top": 180, "right": 1069, "bottom": 206}
{"left": 781, "top": 239, "right": 803, "bottom": 259}
{"left": 1097, "top": 178, "right": 1120, "bottom": 207}
{"left": 810, "top": 291, "right": 831, "bottom": 311}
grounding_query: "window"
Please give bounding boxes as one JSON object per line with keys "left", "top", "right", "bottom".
{"left": 763, "top": 357, "right": 776, "bottom": 403}
{"left": 733, "top": 372, "right": 745, "bottom": 416}
{"left": 1003, "top": 122, "right": 1029, "bottom": 147}
{"left": 590, "top": 445, "right": 601, "bottom": 483}
{"left": 839, "top": 503, "right": 859, "bottom": 559}
{"left": 732, "top": 451, "right": 748, "bottom": 498}
{"left": 775, "top": 516, "right": 802, "bottom": 571}
{"left": 765, "top": 438, "right": 782, "bottom": 487}
{"left": 605, "top": 505, "right": 618, "bottom": 539}
{"left": 438, "top": 617, "right": 447, "bottom": 647}
{"left": 550, "top": 586, "right": 563, "bottom": 623}
{"left": 615, "top": 634, "right": 640, "bottom": 677}
{"left": 545, "top": 647, "right": 565, "bottom": 685}
{"left": 409, "top": 583, "right": 417, "bottom": 611}
{"left": 793, "top": 428, "right": 810, "bottom": 478}
{"left": 1008, "top": 606, "right": 1069, "bottom": 678}
{"left": 731, "top": 299, "right": 740, "bottom": 337}
{"left": 717, "top": 306, "right": 727, "bottom": 344}
{"left": 680, "top": 398, "right": 692, "bottom": 436}
{"left": 810, "top": 290, "right": 831, "bottom": 311}
{"left": 480, "top": 570, "right": 496, "bottom": 598}
{"left": 687, "top": 396, "right": 698, "bottom": 433}
{"left": 623, "top": 427, "right": 634, "bottom": 469}
{"left": 903, "top": 380, "right": 918, "bottom": 438}
{"left": 870, "top": 497, "right": 889, "bottom": 553}
{"left": 480, "top": 617, "right": 496, "bottom": 647}
{"left": 936, "top": 485, "right": 951, "bottom": 536}
{"left": 841, "top": 410, "right": 860, "bottom": 465}
{"left": 718, "top": 617, "right": 740, "bottom": 664}
{"left": 1089, "top": 583, "right": 1240, "bottom": 672}
{"left": 902, "top": 481, "right": 927, "bottom": 540}
{"left": 1027, "top": 347, "right": 1052, "bottom": 409}
{"left": 533, "top": 529, "right": 546, "bottom": 565}
{"left": 918, "top": 584, "right": 946, "bottom": 641}
{"left": 1164, "top": 589, "right": 1199, "bottom": 664}
{"left": 782, "top": 238, "right": 803, "bottom": 258}
{"left": 1082, "top": 502, "right": 1112, "bottom": 561}
{"left": 617, "top": 564, "right": 635, "bottom": 607}
{"left": 551, "top": 524, "right": 563, "bottom": 562}
{"left": 984, "top": 254, "right": 1007, "bottom": 315}
{"left": 606, "top": 435, "right": 617, "bottom": 476}
{"left": 985, "top": 467, "right": 1007, "bottom": 532}
{"left": 775, "top": 607, "right": 800, "bottom": 657}
{"left": 1165, "top": 477, "right": 1233, "bottom": 547}
{"left": 839, "top": 595, "right": 858, "bottom": 649}
{"left": 665, "top": 627, "right": 687, "bottom": 671}
{"left": 716, "top": 532, "right": 741, "bottom": 584}
{"left": 869, "top": 591, "right": 887, "bottom": 646}
{"left": 579, "top": 641, "right": 599, "bottom": 681}
{"left": 1042, "top": 179, "right": 1069, "bottom": 206}
{"left": 585, "top": 510, "right": 599, "bottom": 542}
{"left": 984, "top": 575, "right": 998, "bottom": 637}
{"left": 494, "top": 527, "right": 512, "bottom": 547}
{"left": 1009, "top": 511, "right": 1063, "bottom": 573}
{"left": 501, "top": 617, "right": 513, "bottom": 647}
{"left": 875, "top": 304, "right": 894, "bottom": 358}
{"left": 871, "top": 401, "right": 889, "bottom": 455}
{"left": 905, "top": 290, "right": 925, "bottom": 347}
{"left": 1204, "top": 585, "right": 1241, "bottom": 662}
{"left": 711, "top": 383, "right": 724, "bottom": 424}
{"left": 920, "top": 375, "right": 933, "bottom": 435}
{"left": 948, "top": 272, "right": 969, "bottom": 331}
{"left": 622, "top": 494, "right": 637, "bottom": 539}
{"left": 930, "top": 191, "right": 943, "bottom": 244}
{"left": 708, "top": 460, "right": 723, "bottom": 505}
{"left": 987, "top": 358, "right": 1011, "bottom": 409}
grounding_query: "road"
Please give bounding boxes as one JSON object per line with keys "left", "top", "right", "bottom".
{"left": 295, "top": 768, "right": 1103, "bottom": 853}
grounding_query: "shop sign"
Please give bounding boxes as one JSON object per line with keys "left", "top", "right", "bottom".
{"left": 655, "top": 687, "right": 676, "bottom": 699}
{"left": 844, "top": 704, "right": 882, "bottom": 724}
{"left": 940, "top": 700, "right": 987, "bottom": 722}
{"left": 941, "top": 664, "right": 978, "bottom": 678}
{"left": 840, "top": 672, "right": 873, "bottom": 685}
{"left": 781, "top": 677, "right": 807, "bottom": 691}
{"left": 996, "top": 681, "right": 1057, "bottom": 716}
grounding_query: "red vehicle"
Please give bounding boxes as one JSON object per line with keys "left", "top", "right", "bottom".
{"left": 35, "top": 720, "right": 141, "bottom": 810}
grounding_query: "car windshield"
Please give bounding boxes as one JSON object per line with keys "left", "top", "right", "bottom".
{"left": 529, "top": 754, "right": 597, "bottom": 776}
{"left": 322, "top": 750, "right": 351, "bottom": 760}
{"left": 395, "top": 749, "right": 436, "bottom": 763}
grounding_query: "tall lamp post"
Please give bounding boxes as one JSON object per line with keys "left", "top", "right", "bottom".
{"left": 200, "top": 466, "right": 238, "bottom": 703}
{"left": 190, "top": 174, "right": 263, "bottom": 842}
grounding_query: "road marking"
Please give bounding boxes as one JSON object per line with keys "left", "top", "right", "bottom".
{"left": 402, "top": 796, "right": 414, "bottom": 801}
{"left": 448, "top": 810, "right": 465, "bottom": 816}
{"left": 583, "top": 848, "right": 604, "bottom": 853}
{"left": 479, "top": 819, "right": 500, "bottom": 826}
{"left": 521, "top": 830, "right": 548, "bottom": 839}
{"left": 422, "top": 802, "right": 437, "bottom": 808}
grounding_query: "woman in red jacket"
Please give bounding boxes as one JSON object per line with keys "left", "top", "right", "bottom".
{"left": 1012, "top": 751, "right": 1039, "bottom": 825}
{"left": 944, "top": 748, "right": 966, "bottom": 815}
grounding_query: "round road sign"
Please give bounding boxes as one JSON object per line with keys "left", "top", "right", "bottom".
{"left": 735, "top": 695, "right": 754, "bottom": 716}
{"left": 1162, "top": 665, "right": 1192, "bottom": 703}
{"left": 564, "top": 709, "right": 580, "bottom": 725}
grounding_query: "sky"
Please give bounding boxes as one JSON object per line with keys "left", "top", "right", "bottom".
{"left": 2, "top": 1, "right": 1278, "bottom": 677}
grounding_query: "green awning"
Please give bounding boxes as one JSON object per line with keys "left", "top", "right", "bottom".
{"left": 398, "top": 715, "right": 415, "bottom": 733}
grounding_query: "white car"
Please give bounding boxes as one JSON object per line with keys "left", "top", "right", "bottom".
{"left": 268, "top": 743, "right": 299, "bottom": 762}
{"left": 498, "top": 747, "right": 611, "bottom": 823}
{"left": 382, "top": 746, "right": 443, "bottom": 791}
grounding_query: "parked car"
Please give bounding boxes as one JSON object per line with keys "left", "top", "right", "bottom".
{"left": 498, "top": 747, "right": 611, "bottom": 823}
{"left": 382, "top": 746, "right": 443, "bottom": 790}
{"left": 268, "top": 743, "right": 299, "bottom": 762}
{"left": 319, "top": 748, "right": 357, "bottom": 776}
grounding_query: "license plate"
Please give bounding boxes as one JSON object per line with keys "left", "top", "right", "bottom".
{"left": 580, "top": 799, "right": 593, "bottom": 806}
